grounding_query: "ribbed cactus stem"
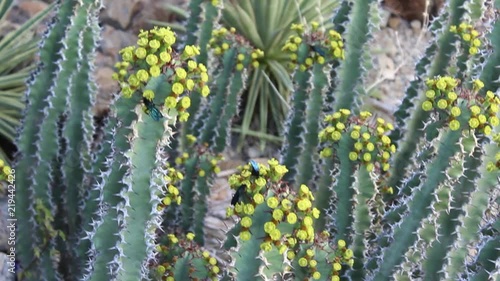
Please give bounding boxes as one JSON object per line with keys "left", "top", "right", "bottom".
{"left": 192, "top": 158, "right": 212, "bottom": 245}
{"left": 387, "top": 0, "right": 466, "bottom": 191}
{"left": 199, "top": 48, "right": 237, "bottom": 146}
{"left": 378, "top": 139, "right": 436, "bottom": 232}
{"left": 280, "top": 66, "right": 312, "bottom": 182}
{"left": 442, "top": 139, "right": 500, "bottom": 280}
{"left": 230, "top": 203, "right": 272, "bottom": 280}
{"left": 332, "top": 1, "right": 352, "bottom": 33}
{"left": 113, "top": 111, "right": 169, "bottom": 280}
{"left": 421, "top": 136, "right": 484, "bottom": 278}
{"left": 16, "top": 0, "right": 76, "bottom": 270}
{"left": 184, "top": 2, "right": 219, "bottom": 140}
{"left": 64, "top": 7, "right": 102, "bottom": 278}
{"left": 83, "top": 96, "right": 137, "bottom": 281}
{"left": 185, "top": 0, "right": 205, "bottom": 45}
{"left": 195, "top": 3, "right": 219, "bottom": 66}
{"left": 372, "top": 128, "right": 464, "bottom": 280}
{"left": 471, "top": 236, "right": 500, "bottom": 280}
{"left": 349, "top": 168, "right": 375, "bottom": 280}
{"left": 333, "top": 0, "right": 374, "bottom": 111}
{"left": 213, "top": 65, "right": 247, "bottom": 153}
{"left": 61, "top": 7, "right": 100, "bottom": 240}
{"left": 175, "top": 48, "right": 243, "bottom": 239}
{"left": 258, "top": 249, "right": 291, "bottom": 278}
{"left": 191, "top": 46, "right": 250, "bottom": 153}
{"left": 180, "top": 156, "right": 199, "bottom": 233}
{"left": 295, "top": 64, "right": 328, "bottom": 186}
{"left": 465, "top": 0, "right": 487, "bottom": 20}
{"left": 11, "top": 0, "right": 499, "bottom": 279}
{"left": 322, "top": 2, "right": 351, "bottom": 109}
{"left": 313, "top": 157, "right": 336, "bottom": 231}
{"left": 328, "top": 135, "right": 356, "bottom": 241}
{"left": 479, "top": 11, "right": 500, "bottom": 91}
{"left": 16, "top": 2, "right": 101, "bottom": 279}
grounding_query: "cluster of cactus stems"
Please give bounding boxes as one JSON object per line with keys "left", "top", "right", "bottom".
{"left": 208, "top": 27, "right": 265, "bottom": 70}
{"left": 224, "top": 160, "right": 354, "bottom": 280}
{"left": 12, "top": 0, "right": 499, "bottom": 280}
{"left": 152, "top": 231, "right": 221, "bottom": 280}
{"left": 282, "top": 23, "right": 345, "bottom": 71}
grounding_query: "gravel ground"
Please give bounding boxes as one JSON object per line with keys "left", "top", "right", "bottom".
{"left": 365, "top": 14, "right": 433, "bottom": 123}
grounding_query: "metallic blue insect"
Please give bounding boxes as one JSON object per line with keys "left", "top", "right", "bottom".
{"left": 311, "top": 45, "right": 326, "bottom": 56}
{"left": 249, "top": 160, "right": 260, "bottom": 177}
{"left": 143, "top": 97, "right": 163, "bottom": 121}
{"left": 231, "top": 184, "right": 246, "bottom": 206}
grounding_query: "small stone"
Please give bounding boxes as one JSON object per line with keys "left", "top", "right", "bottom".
{"left": 18, "top": 0, "right": 48, "bottom": 18}
{"left": 94, "top": 67, "right": 118, "bottom": 117}
{"left": 94, "top": 53, "right": 115, "bottom": 69}
{"left": 208, "top": 178, "right": 231, "bottom": 203}
{"left": 101, "top": 0, "right": 143, "bottom": 29}
{"left": 0, "top": 253, "right": 15, "bottom": 281}
{"left": 378, "top": 54, "right": 396, "bottom": 80}
{"left": 246, "top": 146, "right": 261, "bottom": 159}
{"left": 388, "top": 16, "right": 401, "bottom": 29}
{"left": 100, "top": 25, "right": 136, "bottom": 58}
{"left": 379, "top": 9, "right": 392, "bottom": 28}
{"left": 381, "top": 0, "right": 436, "bottom": 22}
{"left": 410, "top": 19, "right": 422, "bottom": 31}
{"left": 96, "top": 67, "right": 118, "bottom": 93}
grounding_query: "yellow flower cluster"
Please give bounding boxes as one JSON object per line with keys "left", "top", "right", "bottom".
{"left": 261, "top": 184, "right": 319, "bottom": 248}
{"left": 282, "top": 21, "right": 344, "bottom": 71}
{"left": 294, "top": 236, "right": 354, "bottom": 280}
{"left": 486, "top": 132, "right": 500, "bottom": 172}
{"left": 422, "top": 77, "right": 499, "bottom": 135}
{"left": 198, "top": 153, "right": 224, "bottom": 177}
{"left": 0, "top": 159, "right": 12, "bottom": 182}
{"left": 450, "top": 22, "right": 482, "bottom": 55}
{"left": 228, "top": 160, "right": 319, "bottom": 246}
{"left": 319, "top": 109, "right": 396, "bottom": 173}
{"left": 330, "top": 239, "right": 354, "bottom": 278}
{"left": 174, "top": 141, "right": 223, "bottom": 176}
{"left": 158, "top": 166, "right": 183, "bottom": 210}
{"left": 227, "top": 159, "right": 355, "bottom": 279}
{"left": 208, "top": 27, "right": 265, "bottom": 71}
{"left": 297, "top": 247, "right": 323, "bottom": 279}
{"left": 153, "top": 233, "right": 219, "bottom": 280}
{"left": 112, "top": 26, "right": 210, "bottom": 122}
{"left": 227, "top": 159, "right": 285, "bottom": 213}
{"left": 175, "top": 152, "right": 190, "bottom": 166}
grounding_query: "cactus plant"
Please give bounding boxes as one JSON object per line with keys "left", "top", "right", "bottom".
{"left": 14, "top": 0, "right": 499, "bottom": 280}
{"left": 0, "top": 0, "right": 54, "bottom": 163}
{"left": 221, "top": 0, "right": 339, "bottom": 149}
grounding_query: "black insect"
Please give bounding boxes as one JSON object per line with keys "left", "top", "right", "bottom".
{"left": 143, "top": 97, "right": 163, "bottom": 121}
{"left": 311, "top": 45, "right": 326, "bottom": 56}
{"left": 249, "top": 160, "right": 260, "bottom": 177}
{"left": 231, "top": 184, "right": 246, "bottom": 206}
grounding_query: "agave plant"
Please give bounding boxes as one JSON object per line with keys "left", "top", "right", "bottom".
{"left": 222, "top": 0, "right": 339, "bottom": 149}
{"left": 152, "top": 0, "right": 339, "bottom": 149}
{"left": 0, "top": 0, "right": 54, "bottom": 163}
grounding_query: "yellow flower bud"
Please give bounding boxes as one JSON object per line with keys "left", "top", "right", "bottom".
{"left": 287, "top": 213, "right": 297, "bottom": 224}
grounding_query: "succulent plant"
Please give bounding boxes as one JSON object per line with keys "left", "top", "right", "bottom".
{"left": 0, "top": 0, "right": 54, "bottom": 163}
{"left": 13, "top": 0, "right": 499, "bottom": 280}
